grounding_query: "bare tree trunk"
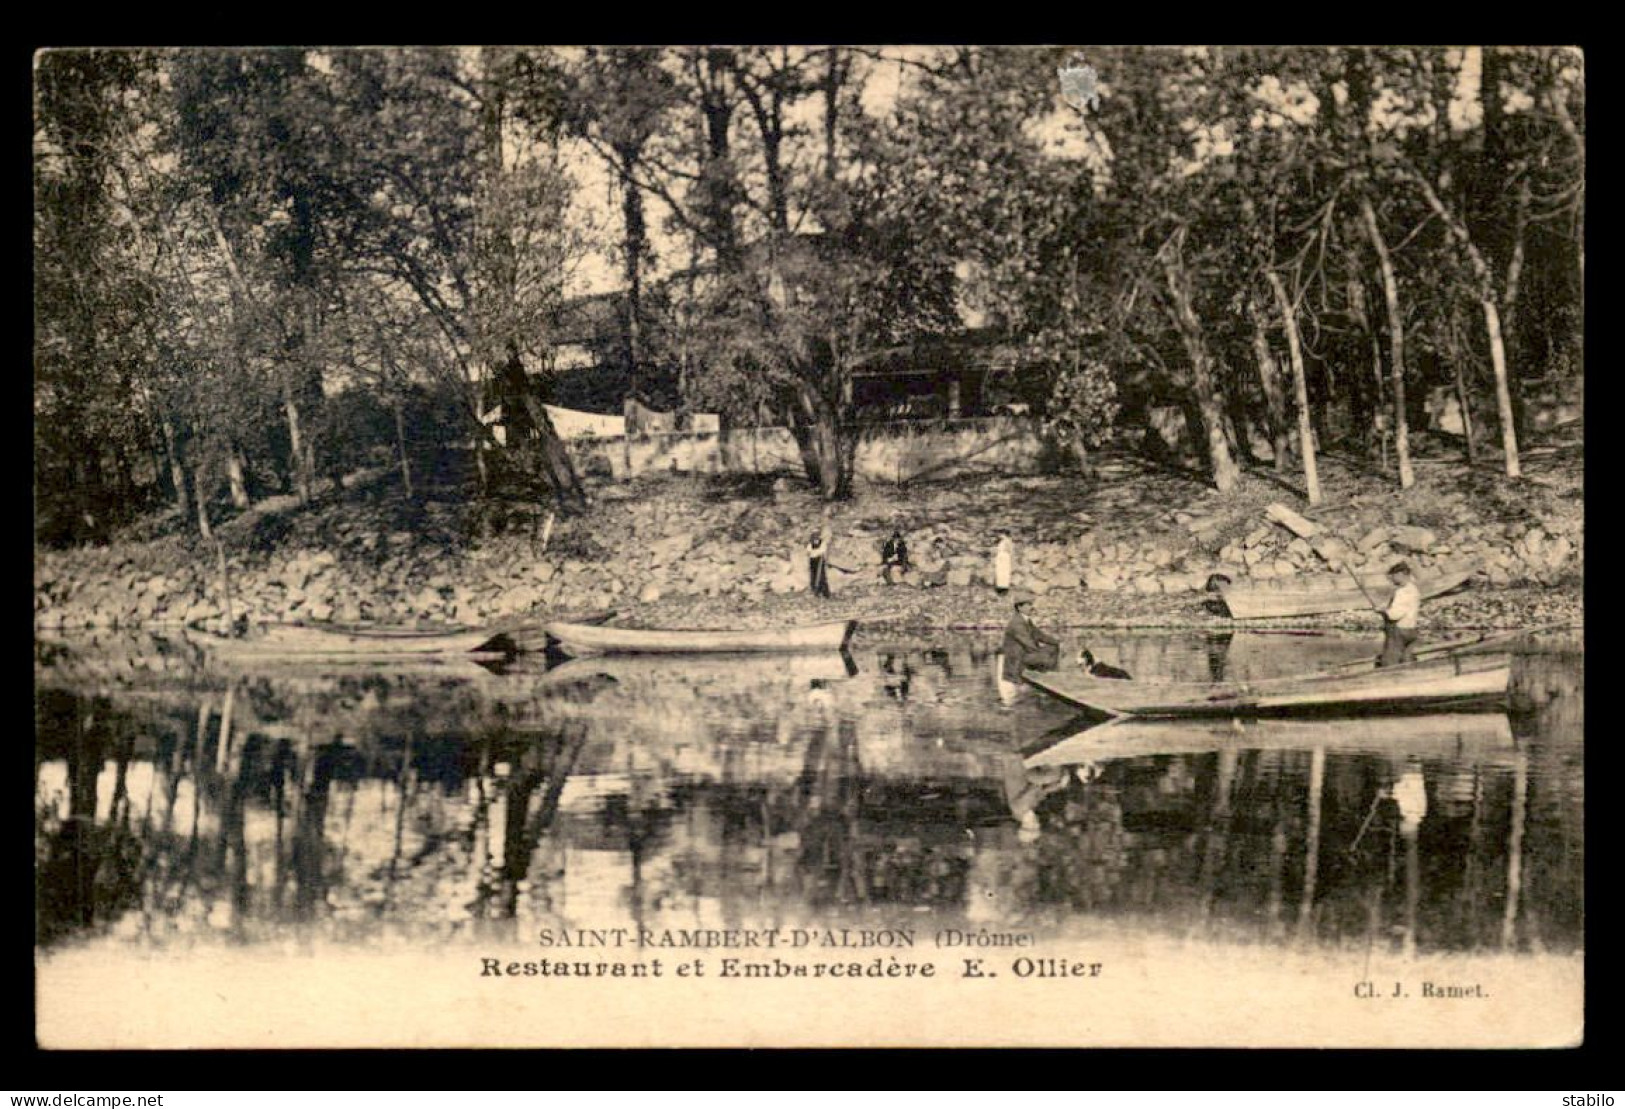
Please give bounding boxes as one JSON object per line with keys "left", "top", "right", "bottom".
{"left": 192, "top": 460, "right": 213, "bottom": 542}
{"left": 823, "top": 47, "right": 847, "bottom": 179}
{"left": 394, "top": 401, "right": 414, "bottom": 501}
{"left": 785, "top": 409, "right": 823, "bottom": 488}
{"left": 795, "top": 383, "right": 846, "bottom": 500}
{"left": 225, "top": 443, "right": 250, "bottom": 510}
{"left": 618, "top": 152, "right": 646, "bottom": 400}
{"left": 282, "top": 378, "right": 312, "bottom": 504}
{"left": 1452, "top": 357, "right": 1478, "bottom": 465}
{"left": 816, "top": 420, "right": 843, "bottom": 501}
{"left": 1069, "top": 438, "right": 1094, "bottom": 479}
{"left": 1358, "top": 195, "right": 1414, "bottom": 489}
{"left": 213, "top": 538, "right": 235, "bottom": 632}
{"left": 1369, "top": 329, "right": 1387, "bottom": 470}
{"left": 159, "top": 412, "right": 189, "bottom": 520}
{"left": 1248, "top": 296, "right": 1290, "bottom": 473}
{"left": 1160, "top": 249, "right": 1239, "bottom": 494}
{"left": 1542, "top": 65, "right": 1585, "bottom": 294}
{"left": 1266, "top": 270, "right": 1322, "bottom": 506}
{"left": 1403, "top": 165, "right": 1521, "bottom": 479}
{"left": 1345, "top": 275, "right": 1383, "bottom": 463}
{"left": 1504, "top": 176, "right": 1531, "bottom": 346}
{"left": 1483, "top": 298, "right": 1522, "bottom": 479}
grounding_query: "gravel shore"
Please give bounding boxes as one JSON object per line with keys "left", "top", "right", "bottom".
{"left": 34, "top": 449, "right": 1583, "bottom": 639}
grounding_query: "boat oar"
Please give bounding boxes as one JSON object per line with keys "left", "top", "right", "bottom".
{"left": 1336, "top": 559, "right": 1382, "bottom": 611}
{"left": 1329, "top": 618, "right": 1580, "bottom": 673}
{"left": 1327, "top": 560, "right": 1394, "bottom": 669}
{"left": 1407, "top": 618, "right": 1580, "bottom": 660}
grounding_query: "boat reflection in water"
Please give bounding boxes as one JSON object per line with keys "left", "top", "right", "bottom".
{"left": 34, "top": 631, "right": 1582, "bottom": 961}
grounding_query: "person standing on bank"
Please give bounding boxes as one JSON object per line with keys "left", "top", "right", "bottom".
{"left": 881, "top": 529, "right": 912, "bottom": 584}
{"left": 1375, "top": 561, "right": 1421, "bottom": 667}
{"left": 993, "top": 530, "right": 1014, "bottom": 595}
{"left": 1001, "top": 590, "right": 1059, "bottom": 682}
{"left": 807, "top": 531, "right": 831, "bottom": 598}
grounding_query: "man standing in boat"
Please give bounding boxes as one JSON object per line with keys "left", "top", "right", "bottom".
{"left": 1375, "top": 561, "right": 1422, "bottom": 667}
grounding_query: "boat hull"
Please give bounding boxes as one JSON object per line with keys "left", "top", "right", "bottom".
{"left": 190, "top": 610, "right": 616, "bottom": 660}
{"left": 1219, "top": 564, "right": 1476, "bottom": 620}
{"left": 1023, "top": 651, "right": 1511, "bottom": 718}
{"left": 543, "top": 618, "right": 857, "bottom": 656}
{"left": 199, "top": 623, "right": 507, "bottom": 659}
{"left": 1025, "top": 711, "right": 1515, "bottom": 768}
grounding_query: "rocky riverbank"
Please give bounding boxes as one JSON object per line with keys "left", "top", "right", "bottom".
{"left": 34, "top": 445, "right": 1584, "bottom": 638}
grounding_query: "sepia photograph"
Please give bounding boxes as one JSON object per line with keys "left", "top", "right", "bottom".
{"left": 33, "top": 45, "right": 1583, "bottom": 1049}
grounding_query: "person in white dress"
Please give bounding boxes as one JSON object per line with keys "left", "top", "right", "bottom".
{"left": 993, "top": 531, "right": 1014, "bottom": 594}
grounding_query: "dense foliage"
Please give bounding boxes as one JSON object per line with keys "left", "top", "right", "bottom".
{"left": 35, "top": 46, "right": 1583, "bottom": 543}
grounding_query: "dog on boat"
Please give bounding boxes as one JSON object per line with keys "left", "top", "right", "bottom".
{"left": 1079, "top": 649, "right": 1132, "bottom": 680}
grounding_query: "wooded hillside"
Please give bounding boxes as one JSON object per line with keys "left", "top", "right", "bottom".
{"left": 35, "top": 47, "right": 1584, "bottom": 544}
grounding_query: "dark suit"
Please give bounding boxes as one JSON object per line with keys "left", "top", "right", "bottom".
{"left": 1001, "top": 610, "right": 1059, "bottom": 681}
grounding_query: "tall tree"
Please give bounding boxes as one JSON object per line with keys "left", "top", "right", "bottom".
{"left": 565, "top": 48, "right": 678, "bottom": 403}
{"left": 1073, "top": 46, "right": 1248, "bottom": 492}
{"left": 617, "top": 46, "right": 958, "bottom": 499}
{"left": 169, "top": 48, "right": 353, "bottom": 505}
{"left": 319, "top": 47, "right": 590, "bottom": 509}
{"left": 35, "top": 49, "right": 162, "bottom": 542}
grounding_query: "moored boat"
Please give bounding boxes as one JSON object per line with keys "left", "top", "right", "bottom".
{"left": 1216, "top": 561, "right": 1477, "bottom": 620}
{"left": 543, "top": 618, "right": 857, "bottom": 656}
{"left": 190, "top": 609, "right": 616, "bottom": 660}
{"left": 1024, "top": 710, "right": 1516, "bottom": 769}
{"left": 190, "top": 608, "right": 617, "bottom": 660}
{"left": 1023, "top": 650, "right": 1511, "bottom": 718}
{"left": 198, "top": 622, "right": 510, "bottom": 658}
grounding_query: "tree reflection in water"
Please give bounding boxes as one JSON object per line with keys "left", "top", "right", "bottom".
{"left": 33, "top": 636, "right": 1582, "bottom": 958}
{"left": 35, "top": 691, "right": 143, "bottom": 945}
{"left": 1020, "top": 710, "right": 1580, "bottom": 955}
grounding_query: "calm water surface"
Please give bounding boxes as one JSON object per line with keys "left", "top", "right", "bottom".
{"left": 34, "top": 628, "right": 1583, "bottom": 958}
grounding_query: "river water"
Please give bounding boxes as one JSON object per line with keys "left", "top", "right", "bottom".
{"left": 33, "top": 626, "right": 1583, "bottom": 1047}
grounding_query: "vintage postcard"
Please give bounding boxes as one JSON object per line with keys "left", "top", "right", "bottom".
{"left": 34, "top": 45, "right": 1583, "bottom": 1049}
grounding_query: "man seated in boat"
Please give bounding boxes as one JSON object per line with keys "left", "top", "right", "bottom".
{"left": 1375, "top": 561, "right": 1421, "bottom": 668}
{"left": 1001, "top": 590, "right": 1060, "bottom": 682}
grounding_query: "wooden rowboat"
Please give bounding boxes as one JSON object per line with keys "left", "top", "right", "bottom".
{"left": 1216, "top": 561, "right": 1477, "bottom": 620}
{"left": 543, "top": 618, "right": 857, "bottom": 657}
{"left": 1023, "top": 650, "right": 1511, "bottom": 718}
{"left": 1024, "top": 710, "right": 1515, "bottom": 769}
{"left": 192, "top": 610, "right": 617, "bottom": 661}
{"left": 197, "top": 622, "right": 510, "bottom": 659}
